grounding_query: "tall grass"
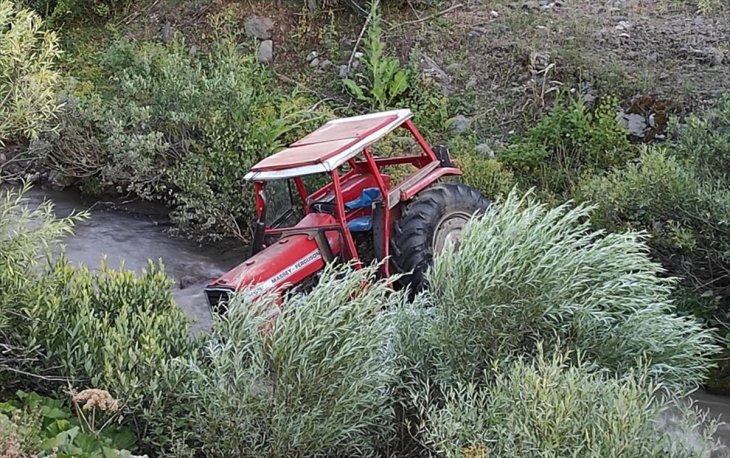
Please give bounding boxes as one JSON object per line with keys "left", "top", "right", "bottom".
{"left": 421, "top": 348, "right": 720, "bottom": 458}
{"left": 420, "top": 189, "right": 718, "bottom": 388}
{"left": 151, "top": 264, "right": 406, "bottom": 456}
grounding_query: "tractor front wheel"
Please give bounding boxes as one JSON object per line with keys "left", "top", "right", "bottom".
{"left": 391, "top": 182, "right": 491, "bottom": 294}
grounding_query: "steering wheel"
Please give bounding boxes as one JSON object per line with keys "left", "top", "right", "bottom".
{"left": 310, "top": 200, "right": 338, "bottom": 215}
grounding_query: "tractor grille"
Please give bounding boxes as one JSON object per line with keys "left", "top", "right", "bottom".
{"left": 205, "top": 287, "right": 234, "bottom": 315}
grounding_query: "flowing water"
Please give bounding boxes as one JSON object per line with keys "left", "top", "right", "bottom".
{"left": 21, "top": 186, "right": 246, "bottom": 333}
{"left": 17, "top": 186, "right": 730, "bottom": 451}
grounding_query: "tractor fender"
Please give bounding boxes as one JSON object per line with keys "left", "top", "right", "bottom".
{"left": 206, "top": 213, "right": 342, "bottom": 306}
{"left": 398, "top": 167, "right": 462, "bottom": 203}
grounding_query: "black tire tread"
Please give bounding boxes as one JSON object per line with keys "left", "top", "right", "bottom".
{"left": 391, "top": 182, "right": 491, "bottom": 293}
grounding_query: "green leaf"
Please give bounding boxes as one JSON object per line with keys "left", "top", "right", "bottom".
{"left": 40, "top": 425, "right": 80, "bottom": 450}
{"left": 342, "top": 79, "right": 368, "bottom": 102}
{"left": 104, "top": 427, "right": 136, "bottom": 450}
{"left": 42, "top": 405, "right": 71, "bottom": 419}
{"left": 103, "top": 446, "right": 134, "bottom": 458}
{"left": 46, "top": 418, "right": 74, "bottom": 436}
{"left": 0, "top": 402, "right": 17, "bottom": 414}
{"left": 389, "top": 70, "right": 409, "bottom": 99}
{"left": 75, "top": 432, "right": 104, "bottom": 452}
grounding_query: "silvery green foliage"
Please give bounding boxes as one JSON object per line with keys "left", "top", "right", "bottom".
{"left": 175, "top": 264, "right": 405, "bottom": 457}
{"left": 0, "top": 1, "right": 61, "bottom": 143}
{"left": 0, "top": 182, "right": 85, "bottom": 382}
{"left": 422, "top": 348, "right": 721, "bottom": 458}
{"left": 424, "top": 189, "right": 718, "bottom": 388}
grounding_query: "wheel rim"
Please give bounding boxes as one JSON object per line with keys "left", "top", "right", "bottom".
{"left": 433, "top": 211, "right": 471, "bottom": 254}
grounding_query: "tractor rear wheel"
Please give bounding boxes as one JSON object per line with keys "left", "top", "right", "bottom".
{"left": 391, "top": 182, "right": 491, "bottom": 294}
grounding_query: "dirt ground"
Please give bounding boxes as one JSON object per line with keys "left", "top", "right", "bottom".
{"left": 402, "top": 0, "right": 730, "bottom": 135}
{"left": 82, "top": 0, "right": 730, "bottom": 140}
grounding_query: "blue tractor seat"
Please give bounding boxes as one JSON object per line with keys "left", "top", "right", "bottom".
{"left": 346, "top": 187, "right": 380, "bottom": 232}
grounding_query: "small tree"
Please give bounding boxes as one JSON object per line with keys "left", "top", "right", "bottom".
{"left": 0, "top": 0, "right": 61, "bottom": 144}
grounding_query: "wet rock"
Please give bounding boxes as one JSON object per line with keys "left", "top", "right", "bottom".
{"left": 615, "top": 20, "right": 631, "bottom": 31}
{"left": 179, "top": 276, "right": 198, "bottom": 289}
{"left": 625, "top": 113, "right": 647, "bottom": 137}
{"left": 476, "top": 143, "right": 496, "bottom": 158}
{"left": 445, "top": 63, "right": 463, "bottom": 75}
{"left": 338, "top": 64, "right": 349, "bottom": 79}
{"left": 420, "top": 54, "right": 451, "bottom": 85}
{"left": 257, "top": 40, "right": 273, "bottom": 64}
{"left": 160, "top": 22, "right": 173, "bottom": 43}
{"left": 448, "top": 115, "right": 470, "bottom": 134}
{"left": 46, "top": 170, "right": 74, "bottom": 191}
{"left": 306, "top": 51, "right": 318, "bottom": 62}
{"left": 579, "top": 81, "right": 597, "bottom": 105}
{"left": 711, "top": 48, "right": 725, "bottom": 66}
{"left": 309, "top": 57, "right": 320, "bottom": 67}
{"left": 244, "top": 16, "right": 274, "bottom": 40}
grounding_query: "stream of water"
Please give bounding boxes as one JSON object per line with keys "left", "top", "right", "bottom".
{"left": 22, "top": 187, "right": 246, "bottom": 333}
{"left": 18, "top": 186, "right": 730, "bottom": 451}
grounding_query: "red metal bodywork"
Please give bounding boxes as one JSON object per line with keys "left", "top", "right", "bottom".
{"left": 205, "top": 110, "right": 461, "bottom": 312}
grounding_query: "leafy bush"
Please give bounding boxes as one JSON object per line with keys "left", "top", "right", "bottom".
{"left": 37, "top": 37, "right": 321, "bottom": 240}
{"left": 671, "top": 94, "right": 730, "bottom": 183}
{"left": 499, "top": 94, "right": 632, "bottom": 195}
{"left": 1, "top": 184, "right": 195, "bottom": 442}
{"left": 0, "top": 390, "right": 139, "bottom": 457}
{"left": 149, "top": 265, "right": 404, "bottom": 456}
{"left": 0, "top": 0, "right": 61, "bottom": 144}
{"left": 17, "top": 260, "right": 196, "bottom": 417}
{"left": 21, "top": 0, "right": 131, "bottom": 22}
{"left": 449, "top": 137, "right": 515, "bottom": 199}
{"left": 578, "top": 146, "right": 730, "bottom": 319}
{"left": 0, "top": 182, "right": 84, "bottom": 387}
{"left": 421, "top": 349, "right": 719, "bottom": 458}
{"left": 411, "top": 189, "right": 717, "bottom": 388}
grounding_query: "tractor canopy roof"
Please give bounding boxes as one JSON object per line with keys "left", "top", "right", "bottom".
{"left": 244, "top": 109, "right": 413, "bottom": 181}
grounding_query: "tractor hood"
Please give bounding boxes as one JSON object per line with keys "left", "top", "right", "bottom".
{"left": 205, "top": 213, "right": 342, "bottom": 312}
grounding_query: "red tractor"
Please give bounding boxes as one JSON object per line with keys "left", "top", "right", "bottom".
{"left": 205, "top": 109, "right": 490, "bottom": 313}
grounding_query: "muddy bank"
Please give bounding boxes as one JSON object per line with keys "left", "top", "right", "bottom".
{"left": 22, "top": 186, "right": 247, "bottom": 333}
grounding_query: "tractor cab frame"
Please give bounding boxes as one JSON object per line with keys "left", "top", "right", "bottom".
{"left": 205, "top": 109, "right": 464, "bottom": 310}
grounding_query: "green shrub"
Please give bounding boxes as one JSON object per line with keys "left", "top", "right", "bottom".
{"left": 578, "top": 147, "right": 730, "bottom": 320}
{"left": 0, "top": 0, "right": 61, "bottom": 144}
{"left": 17, "top": 259, "right": 196, "bottom": 418}
{"left": 21, "top": 0, "right": 131, "bottom": 22}
{"left": 0, "top": 182, "right": 85, "bottom": 387}
{"left": 449, "top": 137, "right": 515, "bottom": 199}
{"left": 150, "top": 264, "right": 404, "bottom": 456}
{"left": 421, "top": 349, "right": 719, "bottom": 458}
{"left": 416, "top": 189, "right": 717, "bottom": 388}
{"left": 37, "top": 37, "right": 322, "bottom": 240}
{"left": 0, "top": 390, "right": 138, "bottom": 457}
{"left": 499, "top": 95, "right": 632, "bottom": 195}
{"left": 1, "top": 183, "right": 194, "bottom": 437}
{"left": 671, "top": 94, "right": 730, "bottom": 183}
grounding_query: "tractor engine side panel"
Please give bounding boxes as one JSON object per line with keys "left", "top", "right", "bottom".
{"left": 206, "top": 214, "right": 342, "bottom": 305}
